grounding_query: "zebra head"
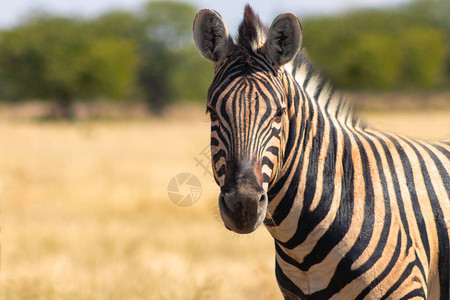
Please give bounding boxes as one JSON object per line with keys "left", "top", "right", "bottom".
{"left": 193, "top": 6, "right": 302, "bottom": 233}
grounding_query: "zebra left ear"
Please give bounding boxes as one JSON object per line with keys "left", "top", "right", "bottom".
{"left": 193, "top": 9, "right": 232, "bottom": 63}
{"left": 263, "top": 13, "right": 302, "bottom": 66}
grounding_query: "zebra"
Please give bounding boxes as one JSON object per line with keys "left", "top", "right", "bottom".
{"left": 193, "top": 5, "right": 450, "bottom": 299}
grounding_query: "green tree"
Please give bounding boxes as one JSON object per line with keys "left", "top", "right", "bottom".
{"left": 0, "top": 15, "right": 138, "bottom": 119}
{"left": 142, "top": 1, "right": 197, "bottom": 50}
{"left": 399, "top": 27, "right": 446, "bottom": 89}
{"left": 407, "top": 0, "right": 450, "bottom": 85}
{"left": 302, "top": 5, "right": 448, "bottom": 91}
{"left": 171, "top": 46, "right": 213, "bottom": 102}
{"left": 90, "top": 11, "right": 147, "bottom": 44}
{"left": 340, "top": 34, "right": 402, "bottom": 90}
{"left": 138, "top": 1, "right": 201, "bottom": 110}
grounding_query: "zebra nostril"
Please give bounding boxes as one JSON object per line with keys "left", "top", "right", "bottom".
{"left": 260, "top": 193, "right": 267, "bottom": 203}
{"left": 219, "top": 194, "right": 229, "bottom": 210}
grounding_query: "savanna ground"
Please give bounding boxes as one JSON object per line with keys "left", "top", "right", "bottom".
{"left": 0, "top": 97, "right": 449, "bottom": 299}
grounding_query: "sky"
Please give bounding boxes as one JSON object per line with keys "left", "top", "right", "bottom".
{"left": 0, "top": 0, "right": 411, "bottom": 32}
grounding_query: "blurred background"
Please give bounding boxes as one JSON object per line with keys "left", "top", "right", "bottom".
{"left": 0, "top": 0, "right": 448, "bottom": 299}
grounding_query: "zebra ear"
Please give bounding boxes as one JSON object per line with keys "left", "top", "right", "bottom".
{"left": 263, "top": 13, "right": 302, "bottom": 66}
{"left": 193, "top": 9, "right": 232, "bottom": 63}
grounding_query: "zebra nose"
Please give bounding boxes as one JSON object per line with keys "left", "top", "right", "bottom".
{"left": 221, "top": 189, "right": 266, "bottom": 210}
{"left": 219, "top": 187, "right": 268, "bottom": 234}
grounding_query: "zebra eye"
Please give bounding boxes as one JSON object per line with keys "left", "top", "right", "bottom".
{"left": 207, "top": 107, "right": 219, "bottom": 122}
{"left": 273, "top": 108, "right": 285, "bottom": 123}
{"left": 210, "top": 112, "right": 219, "bottom": 122}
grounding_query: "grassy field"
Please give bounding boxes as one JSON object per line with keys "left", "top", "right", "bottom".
{"left": 0, "top": 105, "right": 449, "bottom": 299}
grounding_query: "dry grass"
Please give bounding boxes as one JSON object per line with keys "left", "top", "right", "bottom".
{"left": 0, "top": 106, "right": 449, "bottom": 299}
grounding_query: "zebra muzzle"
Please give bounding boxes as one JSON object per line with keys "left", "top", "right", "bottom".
{"left": 219, "top": 160, "right": 268, "bottom": 234}
{"left": 219, "top": 190, "right": 268, "bottom": 234}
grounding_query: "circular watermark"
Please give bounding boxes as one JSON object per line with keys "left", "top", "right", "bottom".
{"left": 167, "top": 173, "right": 202, "bottom": 207}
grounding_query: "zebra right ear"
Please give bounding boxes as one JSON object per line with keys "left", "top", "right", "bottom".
{"left": 263, "top": 13, "right": 302, "bottom": 66}
{"left": 193, "top": 9, "right": 232, "bottom": 63}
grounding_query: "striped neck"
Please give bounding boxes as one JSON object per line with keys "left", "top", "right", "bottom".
{"left": 265, "top": 51, "right": 358, "bottom": 243}
{"left": 288, "top": 51, "right": 363, "bottom": 129}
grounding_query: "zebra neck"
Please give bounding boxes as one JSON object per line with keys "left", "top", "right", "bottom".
{"left": 288, "top": 51, "right": 362, "bottom": 129}
{"left": 266, "top": 69, "right": 355, "bottom": 247}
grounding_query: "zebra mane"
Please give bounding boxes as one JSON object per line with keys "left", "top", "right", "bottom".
{"left": 288, "top": 50, "right": 364, "bottom": 129}
{"left": 236, "top": 6, "right": 363, "bottom": 129}
{"left": 236, "top": 5, "right": 268, "bottom": 52}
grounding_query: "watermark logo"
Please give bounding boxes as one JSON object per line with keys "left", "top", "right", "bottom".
{"left": 194, "top": 145, "right": 213, "bottom": 177}
{"left": 167, "top": 173, "right": 202, "bottom": 207}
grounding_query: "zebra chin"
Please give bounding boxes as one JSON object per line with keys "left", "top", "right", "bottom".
{"left": 218, "top": 190, "right": 268, "bottom": 234}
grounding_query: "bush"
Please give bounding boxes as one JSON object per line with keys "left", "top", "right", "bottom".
{"left": 302, "top": 6, "right": 448, "bottom": 91}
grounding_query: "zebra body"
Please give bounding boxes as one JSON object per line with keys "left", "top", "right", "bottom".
{"left": 193, "top": 5, "right": 450, "bottom": 299}
{"left": 271, "top": 54, "right": 450, "bottom": 299}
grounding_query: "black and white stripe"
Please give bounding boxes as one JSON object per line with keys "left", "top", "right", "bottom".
{"left": 194, "top": 5, "right": 450, "bottom": 299}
